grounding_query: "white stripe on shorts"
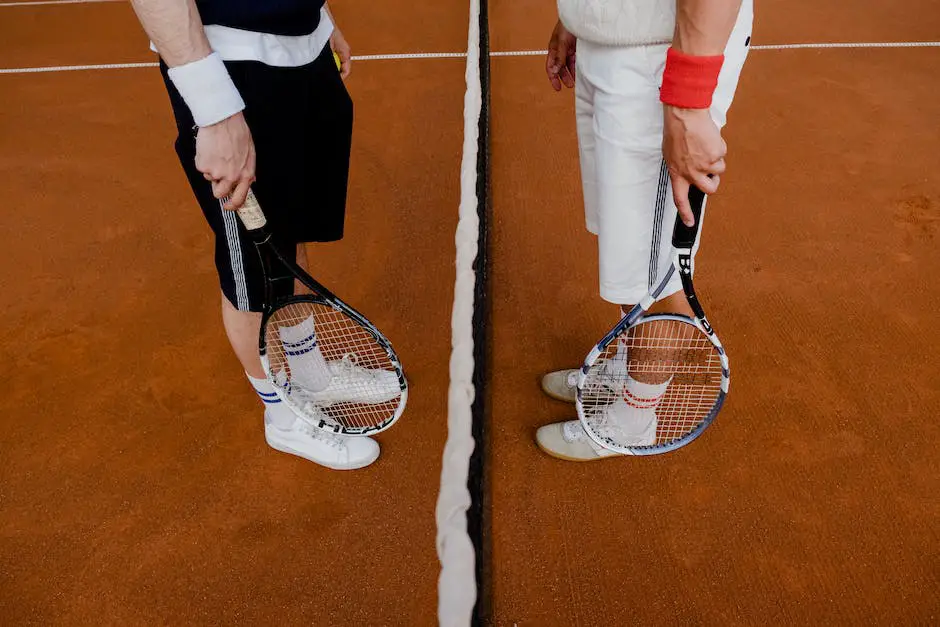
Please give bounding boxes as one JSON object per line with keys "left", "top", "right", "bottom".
{"left": 649, "top": 159, "right": 669, "bottom": 288}
{"left": 220, "top": 200, "right": 250, "bottom": 311}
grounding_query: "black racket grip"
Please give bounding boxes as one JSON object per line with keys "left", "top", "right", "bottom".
{"left": 672, "top": 184, "right": 706, "bottom": 248}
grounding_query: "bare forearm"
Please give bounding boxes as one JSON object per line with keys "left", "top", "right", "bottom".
{"left": 129, "top": 0, "right": 211, "bottom": 66}
{"left": 673, "top": 0, "right": 741, "bottom": 56}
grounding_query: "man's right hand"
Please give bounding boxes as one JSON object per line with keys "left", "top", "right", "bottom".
{"left": 663, "top": 106, "right": 725, "bottom": 226}
{"left": 195, "top": 112, "right": 256, "bottom": 210}
{"left": 546, "top": 20, "right": 577, "bottom": 91}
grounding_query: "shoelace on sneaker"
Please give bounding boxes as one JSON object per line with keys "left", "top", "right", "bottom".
{"left": 565, "top": 370, "right": 578, "bottom": 388}
{"left": 562, "top": 420, "right": 589, "bottom": 442}
{"left": 338, "top": 353, "right": 388, "bottom": 385}
{"left": 296, "top": 420, "right": 346, "bottom": 449}
{"left": 563, "top": 418, "right": 623, "bottom": 450}
{"left": 340, "top": 352, "right": 359, "bottom": 370}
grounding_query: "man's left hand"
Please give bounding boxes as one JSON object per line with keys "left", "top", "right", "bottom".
{"left": 331, "top": 28, "right": 352, "bottom": 79}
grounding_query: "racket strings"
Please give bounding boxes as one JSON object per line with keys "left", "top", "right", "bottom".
{"left": 579, "top": 318, "right": 723, "bottom": 449}
{"left": 263, "top": 301, "right": 403, "bottom": 431}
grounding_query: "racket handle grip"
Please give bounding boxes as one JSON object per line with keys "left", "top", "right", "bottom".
{"left": 672, "top": 184, "right": 706, "bottom": 248}
{"left": 235, "top": 189, "right": 267, "bottom": 231}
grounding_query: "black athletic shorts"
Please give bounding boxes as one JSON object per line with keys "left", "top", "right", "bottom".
{"left": 160, "top": 44, "right": 353, "bottom": 312}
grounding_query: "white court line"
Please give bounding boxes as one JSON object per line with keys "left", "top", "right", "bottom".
{"left": 1, "top": 0, "right": 940, "bottom": 54}
{"left": 2, "top": 42, "right": 938, "bottom": 75}
{"left": 752, "top": 41, "right": 940, "bottom": 49}
{"left": 490, "top": 51, "right": 542, "bottom": 57}
{"left": 351, "top": 52, "right": 466, "bottom": 61}
{"left": 0, "top": 0, "right": 121, "bottom": 6}
{"left": 0, "top": 62, "right": 158, "bottom": 74}
{"left": 0, "top": 54, "right": 468, "bottom": 74}
{"left": 493, "top": 42, "right": 940, "bottom": 55}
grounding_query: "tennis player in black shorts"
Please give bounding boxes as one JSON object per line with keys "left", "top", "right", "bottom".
{"left": 131, "top": 0, "right": 380, "bottom": 469}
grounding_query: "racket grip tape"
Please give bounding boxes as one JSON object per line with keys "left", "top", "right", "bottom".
{"left": 236, "top": 189, "right": 268, "bottom": 231}
{"left": 672, "top": 184, "right": 706, "bottom": 248}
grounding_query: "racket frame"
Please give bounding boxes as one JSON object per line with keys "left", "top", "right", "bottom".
{"left": 235, "top": 190, "right": 408, "bottom": 436}
{"left": 575, "top": 187, "right": 730, "bottom": 456}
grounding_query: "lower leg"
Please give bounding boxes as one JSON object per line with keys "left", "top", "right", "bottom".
{"left": 294, "top": 242, "right": 311, "bottom": 295}
{"left": 221, "top": 243, "right": 312, "bottom": 379}
{"left": 221, "top": 293, "right": 265, "bottom": 378}
{"left": 220, "top": 243, "right": 321, "bottom": 428}
{"left": 220, "top": 293, "right": 299, "bottom": 425}
{"left": 618, "top": 289, "right": 692, "bottom": 318}
{"left": 616, "top": 290, "right": 692, "bottom": 385}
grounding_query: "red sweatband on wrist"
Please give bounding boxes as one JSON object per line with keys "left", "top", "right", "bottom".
{"left": 659, "top": 47, "right": 724, "bottom": 109}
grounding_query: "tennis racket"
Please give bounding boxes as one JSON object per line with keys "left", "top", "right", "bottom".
{"left": 234, "top": 189, "right": 407, "bottom": 436}
{"left": 575, "top": 185, "right": 729, "bottom": 455}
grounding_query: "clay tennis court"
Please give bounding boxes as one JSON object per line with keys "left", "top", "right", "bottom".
{"left": 1, "top": 0, "right": 938, "bottom": 625}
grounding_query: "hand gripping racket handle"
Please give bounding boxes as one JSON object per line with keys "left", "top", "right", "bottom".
{"left": 235, "top": 189, "right": 268, "bottom": 231}
{"left": 672, "top": 184, "right": 706, "bottom": 249}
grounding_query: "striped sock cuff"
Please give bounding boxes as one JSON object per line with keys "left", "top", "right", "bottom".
{"left": 623, "top": 374, "right": 671, "bottom": 409}
{"left": 256, "top": 389, "right": 282, "bottom": 404}
{"left": 281, "top": 332, "right": 318, "bottom": 357}
{"left": 247, "top": 372, "right": 299, "bottom": 430}
{"left": 247, "top": 372, "right": 282, "bottom": 404}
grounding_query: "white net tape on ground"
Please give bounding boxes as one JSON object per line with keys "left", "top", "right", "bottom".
{"left": 434, "top": 0, "right": 482, "bottom": 625}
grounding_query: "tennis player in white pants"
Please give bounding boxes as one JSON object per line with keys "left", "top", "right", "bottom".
{"left": 536, "top": 0, "right": 754, "bottom": 460}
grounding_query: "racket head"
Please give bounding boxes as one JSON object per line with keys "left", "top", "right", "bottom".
{"left": 575, "top": 313, "right": 729, "bottom": 456}
{"left": 259, "top": 294, "right": 407, "bottom": 436}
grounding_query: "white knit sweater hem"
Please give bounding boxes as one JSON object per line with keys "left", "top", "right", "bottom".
{"left": 557, "top": 0, "right": 676, "bottom": 46}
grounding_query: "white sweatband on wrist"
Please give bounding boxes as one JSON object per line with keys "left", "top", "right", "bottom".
{"left": 167, "top": 52, "right": 245, "bottom": 127}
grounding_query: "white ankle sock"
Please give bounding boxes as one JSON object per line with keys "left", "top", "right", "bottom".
{"left": 622, "top": 374, "right": 671, "bottom": 410}
{"left": 247, "top": 372, "right": 297, "bottom": 429}
{"left": 278, "top": 315, "right": 332, "bottom": 392}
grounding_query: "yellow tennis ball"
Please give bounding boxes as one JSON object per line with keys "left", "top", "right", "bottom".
{"left": 333, "top": 51, "right": 341, "bottom": 71}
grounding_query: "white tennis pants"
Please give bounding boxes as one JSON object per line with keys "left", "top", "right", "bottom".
{"left": 575, "top": 0, "right": 753, "bottom": 304}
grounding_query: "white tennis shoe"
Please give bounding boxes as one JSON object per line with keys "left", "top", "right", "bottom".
{"left": 279, "top": 355, "right": 401, "bottom": 406}
{"left": 540, "top": 357, "right": 628, "bottom": 404}
{"left": 536, "top": 394, "right": 658, "bottom": 461}
{"left": 264, "top": 410, "right": 380, "bottom": 470}
{"left": 540, "top": 369, "right": 580, "bottom": 403}
{"left": 535, "top": 419, "right": 623, "bottom": 461}
{"left": 595, "top": 397, "right": 658, "bottom": 447}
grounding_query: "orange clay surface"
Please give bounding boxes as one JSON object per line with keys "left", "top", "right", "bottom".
{"left": 1, "top": 1, "right": 469, "bottom": 623}
{"left": 486, "top": 1, "right": 939, "bottom": 624}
